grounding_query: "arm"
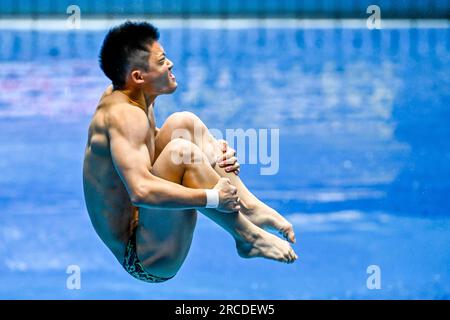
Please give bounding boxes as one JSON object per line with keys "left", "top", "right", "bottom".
{"left": 107, "top": 105, "right": 207, "bottom": 210}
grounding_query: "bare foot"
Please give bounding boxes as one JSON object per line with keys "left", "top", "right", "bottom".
{"left": 235, "top": 227, "right": 298, "bottom": 264}
{"left": 240, "top": 201, "right": 296, "bottom": 244}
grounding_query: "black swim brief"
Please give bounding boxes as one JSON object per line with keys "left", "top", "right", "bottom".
{"left": 122, "top": 229, "right": 174, "bottom": 283}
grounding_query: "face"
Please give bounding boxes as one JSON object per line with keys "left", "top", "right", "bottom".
{"left": 135, "top": 41, "right": 177, "bottom": 96}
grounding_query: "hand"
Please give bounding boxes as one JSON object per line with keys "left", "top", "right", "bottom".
{"left": 213, "top": 178, "right": 241, "bottom": 213}
{"left": 216, "top": 139, "right": 240, "bottom": 175}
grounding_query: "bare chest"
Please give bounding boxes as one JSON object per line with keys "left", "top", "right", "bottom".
{"left": 146, "top": 127, "right": 156, "bottom": 164}
{"left": 146, "top": 114, "right": 157, "bottom": 164}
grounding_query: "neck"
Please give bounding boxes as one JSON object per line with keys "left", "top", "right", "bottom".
{"left": 116, "top": 87, "right": 156, "bottom": 114}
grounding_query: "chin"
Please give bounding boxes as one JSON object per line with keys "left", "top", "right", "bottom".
{"left": 166, "top": 83, "right": 178, "bottom": 94}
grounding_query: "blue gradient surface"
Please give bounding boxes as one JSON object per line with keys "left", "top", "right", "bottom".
{"left": 0, "top": 25, "right": 449, "bottom": 299}
{"left": 0, "top": 0, "right": 449, "bottom": 17}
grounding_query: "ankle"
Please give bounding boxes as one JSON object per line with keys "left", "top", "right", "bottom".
{"left": 235, "top": 224, "right": 260, "bottom": 245}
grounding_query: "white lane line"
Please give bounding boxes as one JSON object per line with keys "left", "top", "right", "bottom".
{"left": 0, "top": 18, "right": 448, "bottom": 30}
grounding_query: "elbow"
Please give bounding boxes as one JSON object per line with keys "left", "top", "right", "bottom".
{"left": 130, "top": 184, "right": 158, "bottom": 207}
{"left": 130, "top": 192, "right": 142, "bottom": 207}
{"left": 130, "top": 186, "right": 146, "bottom": 207}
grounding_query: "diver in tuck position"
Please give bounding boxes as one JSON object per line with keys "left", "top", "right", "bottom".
{"left": 83, "top": 21, "right": 297, "bottom": 283}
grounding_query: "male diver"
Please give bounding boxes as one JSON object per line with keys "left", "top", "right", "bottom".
{"left": 83, "top": 21, "right": 297, "bottom": 283}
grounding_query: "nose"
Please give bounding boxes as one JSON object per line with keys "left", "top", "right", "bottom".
{"left": 167, "top": 58, "right": 174, "bottom": 69}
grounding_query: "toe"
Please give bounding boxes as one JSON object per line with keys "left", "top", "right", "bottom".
{"left": 281, "top": 250, "right": 292, "bottom": 264}
{"left": 279, "top": 224, "right": 296, "bottom": 244}
{"left": 289, "top": 232, "right": 296, "bottom": 244}
{"left": 287, "top": 225, "right": 296, "bottom": 244}
{"left": 285, "top": 251, "right": 294, "bottom": 264}
{"left": 289, "top": 249, "right": 298, "bottom": 263}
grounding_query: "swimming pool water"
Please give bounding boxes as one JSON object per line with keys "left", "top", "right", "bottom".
{"left": 0, "top": 24, "right": 449, "bottom": 299}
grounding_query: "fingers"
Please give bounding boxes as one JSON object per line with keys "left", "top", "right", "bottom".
{"left": 217, "top": 139, "right": 228, "bottom": 152}
{"left": 224, "top": 163, "right": 240, "bottom": 174}
{"left": 218, "top": 157, "right": 240, "bottom": 174}
{"left": 218, "top": 156, "right": 237, "bottom": 166}
{"left": 231, "top": 195, "right": 240, "bottom": 212}
{"left": 216, "top": 145, "right": 240, "bottom": 174}
{"left": 217, "top": 143, "right": 237, "bottom": 162}
{"left": 217, "top": 178, "right": 240, "bottom": 212}
{"left": 230, "top": 163, "right": 240, "bottom": 174}
{"left": 217, "top": 152, "right": 237, "bottom": 164}
{"left": 225, "top": 197, "right": 240, "bottom": 213}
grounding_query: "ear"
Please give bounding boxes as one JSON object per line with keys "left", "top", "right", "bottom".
{"left": 130, "top": 69, "right": 145, "bottom": 85}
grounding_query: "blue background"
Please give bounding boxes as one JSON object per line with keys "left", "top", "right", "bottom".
{"left": 0, "top": 0, "right": 449, "bottom": 17}
{"left": 0, "top": 1, "right": 449, "bottom": 300}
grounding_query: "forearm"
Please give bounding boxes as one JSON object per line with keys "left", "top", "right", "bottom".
{"left": 131, "top": 175, "right": 207, "bottom": 210}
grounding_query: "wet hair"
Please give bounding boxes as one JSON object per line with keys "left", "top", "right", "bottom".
{"left": 99, "top": 21, "right": 160, "bottom": 89}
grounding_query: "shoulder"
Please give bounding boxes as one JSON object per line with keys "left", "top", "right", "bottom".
{"left": 105, "top": 103, "right": 150, "bottom": 143}
{"left": 106, "top": 103, "right": 146, "bottom": 125}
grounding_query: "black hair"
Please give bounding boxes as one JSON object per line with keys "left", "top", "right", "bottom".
{"left": 99, "top": 21, "right": 160, "bottom": 89}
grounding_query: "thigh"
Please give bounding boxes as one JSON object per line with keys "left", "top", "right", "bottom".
{"left": 136, "top": 141, "right": 197, "bottom": 277}
{"left": 154, "top": 114, "right": 177, "bottom": 161}
{"left": 151, "top": 136, "right": 186, "bottom": 184}
{"left": 135, "top": 206, "right": 197, "bottom": 278}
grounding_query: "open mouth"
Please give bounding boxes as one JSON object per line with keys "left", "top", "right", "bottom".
{"left": 169, "top": 70, "right": 176, "bottom": 80}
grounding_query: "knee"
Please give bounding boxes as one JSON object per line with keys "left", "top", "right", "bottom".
{"left": 166, "top": 137, "right": 195, "bottom": 151}
{"left": 165, "top": 138, "right": 205, "bottom": 165}
{"left": 167, "top": 111, "right": 202, "bottom": 133}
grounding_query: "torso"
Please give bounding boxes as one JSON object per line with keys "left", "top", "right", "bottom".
{"left": 82, "top": 88, "right": 156, "bottom": 262}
